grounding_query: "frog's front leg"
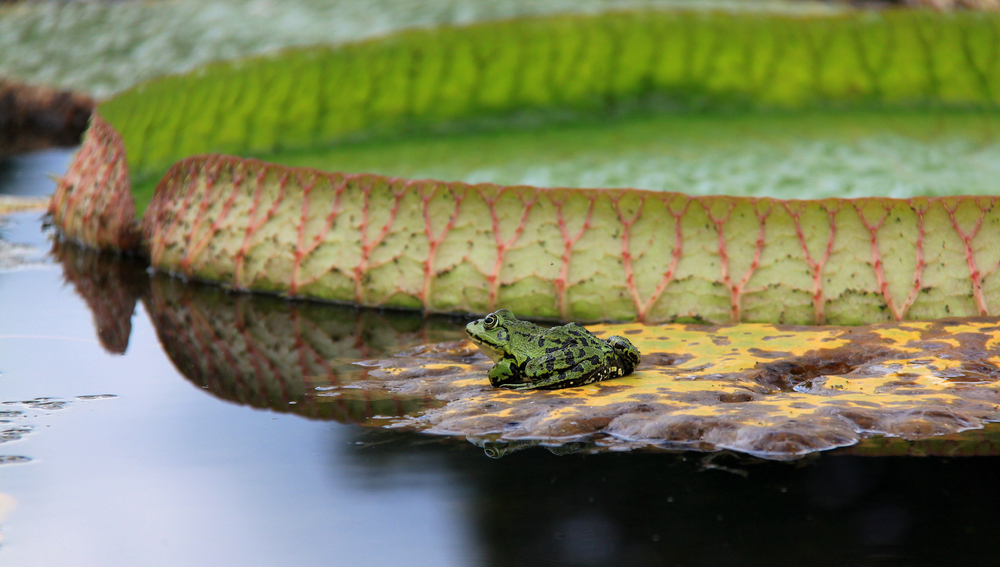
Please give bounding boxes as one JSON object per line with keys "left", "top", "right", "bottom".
{"left": 488, "top": 357, "right": 521, "bottom": 388}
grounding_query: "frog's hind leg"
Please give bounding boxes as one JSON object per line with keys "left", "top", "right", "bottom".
{"left": 514, "top": 354, "right": 608, "bottom": 390}
{"left": 532, "top": 367, "right": 609, "bottom": 389}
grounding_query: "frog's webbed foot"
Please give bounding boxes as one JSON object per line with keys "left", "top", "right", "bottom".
{"left": 498, "top": 381, "right": 537, "bottom": 391}
{"left": 488, "top": 359, "right": 521, "bottom": 388}
{"left": 606, "top": 335, "right": 640, "bottom": 375}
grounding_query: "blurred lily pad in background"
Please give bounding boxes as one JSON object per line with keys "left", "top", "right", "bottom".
{"left": 0, "top": 0, "right": 842, "bottom": 98}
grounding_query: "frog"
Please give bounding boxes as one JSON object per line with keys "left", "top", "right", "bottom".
{"left": 465, "top": 309, "right": 641, "bottom": 390}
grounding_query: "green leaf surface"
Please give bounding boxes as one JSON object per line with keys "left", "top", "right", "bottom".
{"left": 142, "top": 155, "right": 1000, "bottom": 324}
{"left": 97, "top": 9, "right": 1000, "bottom": 210}
{"left": 264, "top": 108, "right": 1000, "bottom": 200}
{"left": 9, "top": 0, "right": 818, "bottom": 98}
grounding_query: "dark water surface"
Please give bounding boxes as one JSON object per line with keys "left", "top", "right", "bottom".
{"left": 3, "top": 150, "right": 1000, "bottom": 567}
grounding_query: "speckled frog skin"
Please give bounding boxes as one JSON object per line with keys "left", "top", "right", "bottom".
{"left": 465, "top": 309, "right": 641, "bottom": 390}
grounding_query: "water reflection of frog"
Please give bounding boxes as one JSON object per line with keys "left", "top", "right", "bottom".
{"left": 465, "top": 309, "right": 640, "bottom": 390}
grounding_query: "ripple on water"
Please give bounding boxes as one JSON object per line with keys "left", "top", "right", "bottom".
{"left": 0, "top": 427, "right": 32, "bottom": 443}
{"left": 19, "top": 399, "right": 68, "bottom": 411}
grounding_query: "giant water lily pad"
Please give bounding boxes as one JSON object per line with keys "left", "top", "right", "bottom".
{"left": 347, "top": 319, "right": 1000, "bottom": 459}
{"left": 148, "top": 282, "right": 1000, "bottom": 459}
{"left": 47, "top": 239, "right": 1000, "bottom": 459}
{"left": 2, "top": 0, "right": 834, "bottom": 98}
{"left": 47, "top": 7, "right": 1000, "bottom": 324}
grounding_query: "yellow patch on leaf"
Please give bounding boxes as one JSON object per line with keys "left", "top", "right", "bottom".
{"left": 334, "top": 318, "right": 1000, "bottom": 460}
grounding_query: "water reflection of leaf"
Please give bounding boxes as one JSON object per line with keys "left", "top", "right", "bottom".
{"left": 51, "top": 239, "right": 147, "bottom": 354}
{"left": 51, "top": 238, "right": 459, "bottom": 422}
{"left": 144, "top": 275, "right": 464, "bottom": 423}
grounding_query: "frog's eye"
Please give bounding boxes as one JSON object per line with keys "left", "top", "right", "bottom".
{"left": 484, "top": 314, "right": 499, "bottom": 329}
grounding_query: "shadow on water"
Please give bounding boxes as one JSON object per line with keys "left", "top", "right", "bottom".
{"left": 46, "top": 235, "right": 1000, "bottom": 566}
{"left": 0, "top": 149, "right": 76, "bottom": 197}
{"left": 347, "top": 431, "right": 1000, "bottom": 565}
{"left": 341, "top": 426, "right": 1000, "bottom": 567}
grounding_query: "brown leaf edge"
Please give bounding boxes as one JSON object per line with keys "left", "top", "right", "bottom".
{"left": 48, "top": 113, "right": 141, "bottom": 252}
{"left": 0, "top": 78, "right": 94, "bottom": 157}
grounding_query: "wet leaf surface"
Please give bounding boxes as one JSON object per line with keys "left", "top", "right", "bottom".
{"left": 353, "top": 319, "right": 1000, "bottom": 459}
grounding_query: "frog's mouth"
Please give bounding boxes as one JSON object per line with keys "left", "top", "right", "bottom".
{"left": 465, "top": 329, "right": 504, "bottom": 363}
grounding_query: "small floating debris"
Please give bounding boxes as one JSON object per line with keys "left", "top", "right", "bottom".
{"left": 0, "top": 196, "right": 48, "bottom": 214}
{"left": 23, "top": 399, "right": 68, "bottom": 411}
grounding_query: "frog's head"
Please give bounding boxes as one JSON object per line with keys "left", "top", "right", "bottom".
{"left": 607, "top": 335, "right": 641, "bottom": 374}
{"left": 465, "top": 309, "right": 518, "bottom": 363}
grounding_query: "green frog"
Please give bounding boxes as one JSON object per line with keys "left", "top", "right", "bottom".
{"left": 465, "top": 309, "right": 641, "bottom": 390}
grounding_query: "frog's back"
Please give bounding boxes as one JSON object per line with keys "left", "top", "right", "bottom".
{"left": 545, "top": 322, "right": 605, "bottom": 348}
{"left": 502, "top": 319, "right": 554, "bottom": 363}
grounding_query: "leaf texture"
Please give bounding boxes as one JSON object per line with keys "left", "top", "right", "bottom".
{"left": 145, "top": 155, "right": 1000, "bottom": 324}
{"left": 51, "top": 8, "right": 1000, "bottom": 321}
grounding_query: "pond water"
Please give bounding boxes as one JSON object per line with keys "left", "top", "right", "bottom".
{"left": 3, "top": 149, "right": 1000, "bottom": 566}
